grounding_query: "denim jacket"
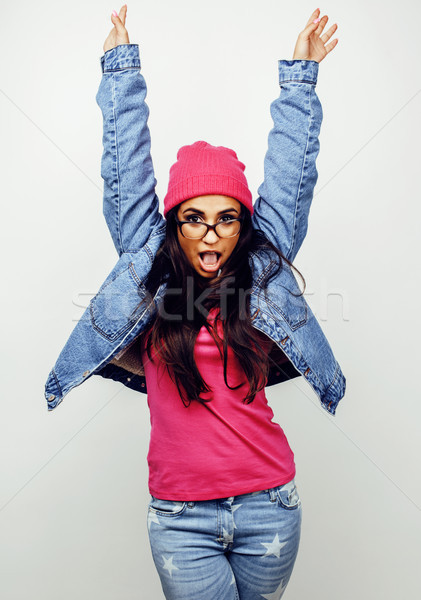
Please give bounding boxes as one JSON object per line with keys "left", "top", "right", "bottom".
{"left": 44, "top": 44, "right": 346, "bottom": 415}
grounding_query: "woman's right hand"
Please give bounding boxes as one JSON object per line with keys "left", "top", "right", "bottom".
{"left": 103, "top": 5, "right": 130, "bottom": 53}
{"left": 292, "top": 8, "right": 338, "bottom": 63}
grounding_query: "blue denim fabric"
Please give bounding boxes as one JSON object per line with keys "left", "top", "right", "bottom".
{"left": 147, "top": 479, "right": 302, "bottom": 600}
{"left": 44, "top": 44, "right": 346, "bottom": 415}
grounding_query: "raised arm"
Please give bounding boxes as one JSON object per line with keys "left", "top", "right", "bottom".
{"left": 252, "top": 10, "right": 338, "bottom": 264}
{"left": 96, "top": 6, "right": 164, "bottom": 256}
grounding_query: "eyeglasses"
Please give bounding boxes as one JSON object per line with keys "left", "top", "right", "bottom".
{"left": 174, "top": 216, "right": 243, "bottom": 239}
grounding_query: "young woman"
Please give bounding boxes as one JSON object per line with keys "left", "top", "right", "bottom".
{"left": 45, "top": 6, "right": 344, "bottom": 599}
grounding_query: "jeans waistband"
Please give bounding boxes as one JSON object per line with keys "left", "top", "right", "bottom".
{"left": 218, "top": 477, "right": 296, "bottom": 504}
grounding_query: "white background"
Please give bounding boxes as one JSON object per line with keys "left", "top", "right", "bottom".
{"left": 1, "top": 0, "right": 420, "bottom": 598}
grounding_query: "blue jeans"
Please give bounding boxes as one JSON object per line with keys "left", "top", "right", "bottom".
{"left": 147, "top": 478, "right": 302, "bottom": 599}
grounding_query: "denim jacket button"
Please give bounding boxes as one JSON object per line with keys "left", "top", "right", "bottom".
{"left": 82, "top": 370, "right": 90, "bottom": 377}
{"left": 304, "top": 367, "right": 310, "bottom": 377}
{"left": 48, "top": 394, "right": 55, "bottom": 401}
{"left": 127, "top": 377, "right": 131, "bottom": 382}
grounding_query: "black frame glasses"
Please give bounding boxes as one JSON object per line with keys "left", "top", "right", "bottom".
{"left": 174, "top": 216, "right": 244, "bottom": 239}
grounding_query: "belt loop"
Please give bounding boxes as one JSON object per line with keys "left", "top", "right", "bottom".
{"left": 269, "top": 488, "right": 277, "bottom": 503}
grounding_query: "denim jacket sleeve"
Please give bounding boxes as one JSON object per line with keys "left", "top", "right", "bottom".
{"left": 95, "top": 44, "right": 165, "bottom": 256}
{"left": 251, "top": 60, "right": 322, "bottom": 263}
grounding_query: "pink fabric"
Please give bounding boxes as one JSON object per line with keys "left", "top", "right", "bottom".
{"left": 141, "top": 308, "right": 296, "bottom": 500}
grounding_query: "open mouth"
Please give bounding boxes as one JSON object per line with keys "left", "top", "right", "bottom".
{"left": 198, "top": 251, "right": 222, "bottom": 273}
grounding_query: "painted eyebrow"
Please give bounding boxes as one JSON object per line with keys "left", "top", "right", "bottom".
{"left": 182, "top": 207, "right": 239, "bottom": 216}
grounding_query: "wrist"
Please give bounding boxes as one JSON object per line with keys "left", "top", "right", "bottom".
{"left": 278, "top": 59, "right": 319, "bottom": 85}
{"left": 100, "top": 43, "right": 140, "bottom": 74}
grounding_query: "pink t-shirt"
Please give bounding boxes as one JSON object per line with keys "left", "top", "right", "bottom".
{"left": 141, "top": 308, "right": 296, "bottom": 500}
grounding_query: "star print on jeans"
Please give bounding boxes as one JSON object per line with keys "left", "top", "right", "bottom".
{"left": 161, "top": 555, "right": 179, "bottom": 577}
{"left": 261, "top": 533, "right": 287, "bottom": 558}
{"left": 260, "top": 578, "right": 288, "bottom": 600}
{"left": 147, "top": 509, "right": 160, "bottom": 531}
{"left": 231, "top": 503, "right": 242, "bottom": 529}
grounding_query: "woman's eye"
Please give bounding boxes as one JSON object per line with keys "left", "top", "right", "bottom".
{"left": 185, "top": 214, "right": 235, "bottom": 223}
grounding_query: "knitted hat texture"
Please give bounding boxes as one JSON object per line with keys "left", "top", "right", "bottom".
{"left": 163, "top": 140, "right": 253, "bottom": 217}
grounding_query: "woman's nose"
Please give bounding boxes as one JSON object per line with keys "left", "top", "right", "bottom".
{"left": 202, "top": 228, "right": 219, "bottom": 243}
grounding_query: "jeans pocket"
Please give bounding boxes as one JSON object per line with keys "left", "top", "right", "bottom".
{"left": 276, "top": 478, "right": 301, "bottom": 510}
{"left": 148, "top": 496, "right": 187, "bottom": 517}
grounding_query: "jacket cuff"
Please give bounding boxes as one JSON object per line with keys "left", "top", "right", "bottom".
{"left": 278, "top": 59, "right": 319, "bottom": 85}
{"left": 100, "top": 43, "right": 141, "bottom": 73}
{"left": 45, "top": 368, "right": 63, "bottom": 411}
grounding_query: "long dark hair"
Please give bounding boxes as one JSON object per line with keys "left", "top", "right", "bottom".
{"left": 141, "top": 205, "right": 306, "bottom": 406}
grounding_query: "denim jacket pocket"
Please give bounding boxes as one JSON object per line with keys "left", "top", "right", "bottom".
{"left": 90, "top": 262, "right": 152, "bottom": 342}
{"left": 258, "top": 265, "right": 308, "bottom": 331}
{"left": 148, "top": 496, "right": 187, "bottom": 517}
{"left": 276, "top": 479, "right": 301, "bottom": 510}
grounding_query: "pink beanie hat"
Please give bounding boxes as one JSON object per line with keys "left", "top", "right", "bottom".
{"left": 163, "top": 140, "right": 253, "bottom": 217}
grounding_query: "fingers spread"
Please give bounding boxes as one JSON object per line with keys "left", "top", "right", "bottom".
{"left": 325, "top": 38, "right": 339, "bottom": 55}
{"left": 315, "top": 14, "right": 329, "bottom": 35}
{"left": 301, "top": 19, "right": 321, "bottom": 37}
{"left": 305, "top": 8, "right": 320, "bottom": 27}
{"left": 321, "top": 23, "right": 338, "bottom": 43}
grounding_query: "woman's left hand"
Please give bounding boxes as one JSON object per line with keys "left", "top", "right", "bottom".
{"left": 292, "top": 8, "right": 338, "bottom": 63}
{"left": 103, "top": 5, "right": 130, "bottom": 53}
